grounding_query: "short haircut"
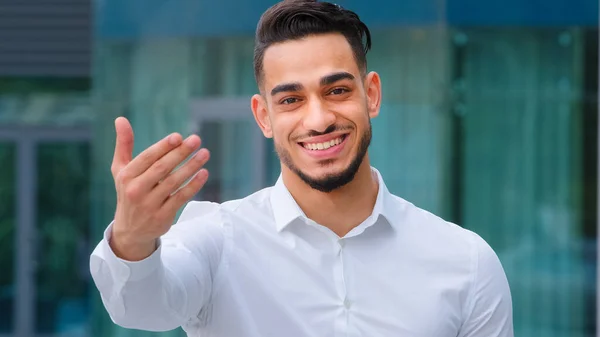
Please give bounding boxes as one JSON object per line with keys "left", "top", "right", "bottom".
{"left": 253, "top": 0, "right": 372, "bottom": 87}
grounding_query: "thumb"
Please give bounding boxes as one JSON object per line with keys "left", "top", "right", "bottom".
{"left": 113, "top": 117, "right": 134, "bottom": 169}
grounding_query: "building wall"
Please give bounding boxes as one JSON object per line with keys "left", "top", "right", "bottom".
{"left": 0, "top": 0, "right": 91, "bottom": 76}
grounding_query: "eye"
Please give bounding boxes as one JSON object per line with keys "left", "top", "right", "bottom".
{"left": 280, "top": 97, "right": 300, "bottom": 105}
{"left": 329, "top": 88, "right": 349, "bottom": 95}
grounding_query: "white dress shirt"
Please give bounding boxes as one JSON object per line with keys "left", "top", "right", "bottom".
{"left": 90, "top": 168, "right": 513, "bottom": 337}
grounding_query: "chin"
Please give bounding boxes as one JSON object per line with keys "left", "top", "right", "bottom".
{"left": 302, "top": 168, "right": 342, "bottom": 182}
{"left": 292, "top": 158, "right": 361, "bottom": 193}
{"left": 306, "top": 156, "right": 351, "bottom": 173}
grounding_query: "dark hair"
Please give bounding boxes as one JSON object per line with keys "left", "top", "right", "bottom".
{"left": 253, "top": 0, "right": 372, "bottom": 87}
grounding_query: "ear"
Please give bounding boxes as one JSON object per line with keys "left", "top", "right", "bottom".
{"left": 365, "top": 71, "right": 382, "bottom": 119}
{"left": 251, "top": 94, "right": 273, "bottom": 138}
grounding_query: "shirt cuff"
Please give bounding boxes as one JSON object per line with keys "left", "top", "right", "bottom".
{"left": 100, "top": 221, "right": 163, "bottom": 282}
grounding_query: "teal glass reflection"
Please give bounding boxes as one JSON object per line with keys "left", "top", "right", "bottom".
{"left": 194, "top": 119, "right": 257, "bottom": 203}
{"left": 35, "top": 142, "right": 91, "bottom": 334}
{"left": 455, "top": 28, "right": 596, "bottom": 336}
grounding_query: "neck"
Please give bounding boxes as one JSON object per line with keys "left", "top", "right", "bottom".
{"left": 281, "top": 157, "right": 379, "bottom": 237}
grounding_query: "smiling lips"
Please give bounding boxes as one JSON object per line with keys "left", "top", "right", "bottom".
{"left": 302, "top": 135, "right": 344, "bottom": 151}
{"left": 298, "top": 134, "right": 348, "bottom": 159}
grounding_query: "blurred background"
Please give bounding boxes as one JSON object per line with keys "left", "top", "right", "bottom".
{"left": 0, "top": 0, "right": 598, "bottom": 336}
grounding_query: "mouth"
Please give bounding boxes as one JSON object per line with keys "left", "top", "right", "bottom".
{"left": 297, "top": 134, "right": 349, "bottom": 160}
{"left": 299, "top": 134, "right": 348, "bottom": 151}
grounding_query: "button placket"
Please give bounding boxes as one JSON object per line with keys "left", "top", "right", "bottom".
{"left": 338, "top": 239, "right": 349, "bottom": 308}
{"left": 331, "top": 237, "right": 348, "bottom": 335}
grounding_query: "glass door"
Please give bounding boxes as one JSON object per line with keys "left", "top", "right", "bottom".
{"left": 0, "top": 126, "right": 91, "bottom": 337}
{"left": 35, "top": 142, "right": 91, "bottom": 335}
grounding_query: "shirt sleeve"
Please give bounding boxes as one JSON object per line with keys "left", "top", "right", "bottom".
{"left": 458, "top": 233, "right": 514, "bottom": 337}
{"left": 89, "top": 201, "right": 224, "bottom": 332}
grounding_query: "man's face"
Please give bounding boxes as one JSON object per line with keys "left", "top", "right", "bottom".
{"left": 252, "top": 33, "right": 381, "bottom": 192}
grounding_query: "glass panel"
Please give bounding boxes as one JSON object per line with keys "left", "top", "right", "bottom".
{"left": 0, "top": 93, "right": 92, "bottom": 126}
{"left": 0, "top": 77, "right": 92, "bottom": 127}
{"left": 368, "top": 28, "right": 451, "bottom": 218}
{"left": 90, "top": 38, "right": 192, "bottom": 337}
{"left": 0, "top": 143, "right": 16, "bottom": 333}
{"left": 195, "top": 119, "right": 258, "bottom": 203}
{"left": 35, "top": 142, "right": 91, "bottom": 334}
{"left": 457, "top": 28, "right": 597, "bottom": 337}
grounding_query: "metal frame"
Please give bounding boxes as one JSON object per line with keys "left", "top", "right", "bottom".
{"left": 0, "top": 125, "right": 91, "bottom": 337}
{"left": 190, "top": 97, "right": 267, "bottom": 193}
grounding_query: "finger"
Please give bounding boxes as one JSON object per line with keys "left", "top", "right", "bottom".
{"left": 150, "top": 149, "right": 210, "bottom": 203}
{"left": 112, "top": 117, "right": 134, "bottom": 174}
{"left": 132, "top": 135, "right": 202, "bottom": 191}
{"left": 161, "top": 169, "right": 209, "bottom": 213}
{"left": 121, "top": 132, "right": 186, "bottom": 180}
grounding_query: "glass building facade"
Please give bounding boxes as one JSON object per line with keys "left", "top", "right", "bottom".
{"left": 0, "top": 0, "right": 598, "bottom": 336}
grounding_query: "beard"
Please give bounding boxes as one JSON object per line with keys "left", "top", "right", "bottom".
{"left": 275, "top": 120, "right": 372, "bottom": 193}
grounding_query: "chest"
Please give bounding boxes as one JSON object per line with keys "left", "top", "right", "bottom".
{"left": 194, "top": 226, "right": 466, "bottom": 337}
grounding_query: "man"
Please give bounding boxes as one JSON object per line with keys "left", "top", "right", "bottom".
{"left": 90, "top": 1, "right": 514, "bottom": 336}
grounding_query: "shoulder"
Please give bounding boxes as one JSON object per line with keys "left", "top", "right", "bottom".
{"left": 389, "top": 195, "right": 501, "bottom": 274}
{"left": 394, "top": 195, "right": 480, "bottom": 247}
{"left": 391, "top": 196, "right": 511, "bottom": 313}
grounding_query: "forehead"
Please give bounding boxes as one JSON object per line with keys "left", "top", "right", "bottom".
{"left": 262, "top": 33, "right": 360, "bottom": 90}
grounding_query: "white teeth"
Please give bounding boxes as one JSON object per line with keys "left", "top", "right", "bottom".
{"left": 303, "top": 136, "right": 344, "bottom": 151}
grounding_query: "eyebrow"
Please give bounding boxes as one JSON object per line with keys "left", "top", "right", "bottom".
{"left": 320, "top": 72, "right": 355, "bottom": 86}
{"left": 270, "top": 72, "right": 356, "bottom": 97}
{"left": 271, "top": 83, "right": 303, "bottom": 97}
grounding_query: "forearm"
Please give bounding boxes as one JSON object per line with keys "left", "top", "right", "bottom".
{"left": 95, "top": 255, "right": 188, "bottom": 331}
{"left": 90, "top": 223, "right": 210, "bottom": 332}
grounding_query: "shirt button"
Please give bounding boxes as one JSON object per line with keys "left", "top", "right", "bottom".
{"left": 344, "top": 298, "right": 352, "bottom": 309}
{"left": 338, "top": 239, "right": 345, "bottom": 248}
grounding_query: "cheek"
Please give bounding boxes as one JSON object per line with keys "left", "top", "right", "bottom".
{"left": 272, "top": 115, "right": 300, "bottom": 142}
{"left": 270, "top": 124, "right": 294, "bottom": 151}
{"left": 326, "top": 97, "right": 367, "bottom": 120}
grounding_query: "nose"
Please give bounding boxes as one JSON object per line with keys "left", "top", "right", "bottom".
{"left": 302, "top": 97, "right": 336, "bottom": 133}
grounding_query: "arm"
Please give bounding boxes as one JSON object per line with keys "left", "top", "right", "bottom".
{"left": 90, "top": 202, "right": 223, "bottom": 331}
{"left": 90, "top": 117, "right": 216, "bottom": 331}
{"left": 458, "top": 234, "right": 514, "bottom": 337}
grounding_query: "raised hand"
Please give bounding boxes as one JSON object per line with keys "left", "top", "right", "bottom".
{"left": 109, "top": 117, "right": 210, "bottom": 261}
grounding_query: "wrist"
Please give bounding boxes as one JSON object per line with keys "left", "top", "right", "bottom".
{"left": 109, "top": 226, "right": 157, "bottom": 262}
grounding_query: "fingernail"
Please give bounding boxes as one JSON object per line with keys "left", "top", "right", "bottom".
{"left": 168, "top": 134, "right": 180, "bottom": 146}
{"left": 185, "top": 136, "right": 199, "bottom": 149}
{"left": 197, "top": 168, "right": 209, "bottom": 178}
{"left": 195, "top": 150, "right": 206, "bottom": 161}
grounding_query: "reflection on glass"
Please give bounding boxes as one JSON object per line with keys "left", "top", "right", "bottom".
{"left": 35, "top": 142, "right": 91, "bottom": 334}
{"left": 194, "top": 119, "right": 258, "bottom": 203}
{"left": 456, "top": 28, "right": 597, "bottom": 337}
{"left": 0, "top": 143, "right": 16, "bottom": 333}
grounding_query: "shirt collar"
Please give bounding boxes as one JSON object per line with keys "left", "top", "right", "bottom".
{"left": 269, "top": 167, "right": 405, "bottom": 233}
{"left": 270, "top": 175, "right": 307, "bottom": 232}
